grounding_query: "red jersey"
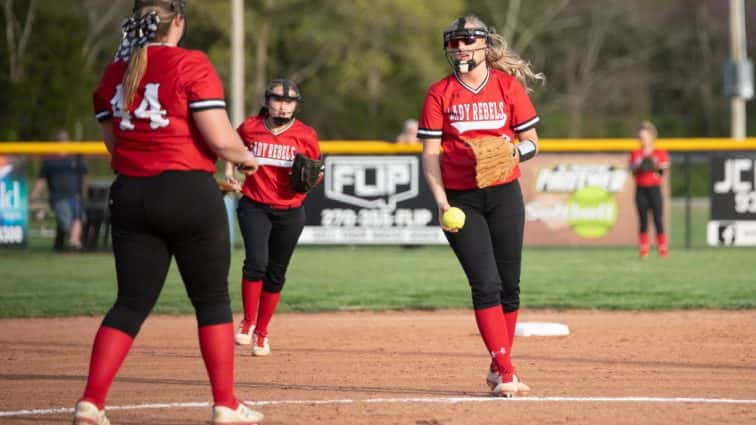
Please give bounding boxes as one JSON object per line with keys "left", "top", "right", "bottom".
{"left": 93, "top": 45, "right": 227, "bottom": 177}
{"left": 418, "top": 67, "right": 539, "bottom": 190}
{"left": 237, "top": 116, "right": 320, "bottom": 209}
{"left": 630, "top": 148, "right": 669, "bottom": 187}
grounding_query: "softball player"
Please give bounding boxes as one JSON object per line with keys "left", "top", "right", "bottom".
{"left": 225, "top": 79, "right": 321, "bottom": 356}
{"left": 418, "top": 15, "right": 543, "bottom": 397}
{"left": 629, "top": 121, "right": 669, "bottom": 258}
{"left": 76, "top": 1, "right": 263, "bottom": 424}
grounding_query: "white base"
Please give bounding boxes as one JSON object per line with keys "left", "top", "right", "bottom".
{"left": 515, "top": 322, "right": 569, "bottom": 337}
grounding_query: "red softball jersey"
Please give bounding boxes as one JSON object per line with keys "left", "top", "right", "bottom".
{"left": 629, "top": 148, "right": 670, "bottom": 187}
{"left": 418, "top": 67, "right": 540, "bottom": 190}
{"left": 93, "top": 45, "right": 227, "bottom": 176}
{"left": 237, "top": 116, "right": 320, "bottom": 209}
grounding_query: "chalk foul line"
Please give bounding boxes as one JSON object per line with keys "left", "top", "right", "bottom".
{"left": 3, "top": 396, "right": 756, "bottom": 417}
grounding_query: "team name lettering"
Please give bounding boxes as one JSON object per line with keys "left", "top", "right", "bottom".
{"left": 448, "top": 102, "right": 506, "bottom": 122}
{"left": 252, "top": 142, "right": 297, "bottom": 160}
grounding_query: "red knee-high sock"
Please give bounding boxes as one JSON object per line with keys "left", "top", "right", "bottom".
{"left": 198, "top": 323, "right": 237, "bottom": 409}
{"left": 639, "top": 232, "right": 650, "bottom": 256}
{"left": 81, "top": 326, "right": 134, "bottom": 410}
{"left": 474, "top": 306, "right": 512, "bottom": 375}
{"left": 241, "top": 279, "right": 262, "bottom": 323}
{"left": 503, "top": 309, "right": 519, "bottom": 354}
{"left": 254, "top": 291, "right": 281, "bottom": 338}
{"left": 657, "top": 233, "right": 668, "bottom": 256}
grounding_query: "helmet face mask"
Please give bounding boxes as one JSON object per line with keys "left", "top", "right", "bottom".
{"left": 443, "top": 28, "right": 489, "bottom": 49}
{"left": 443, "top": 18, "right": 490, "bottom": 74}
{"left": 266, "top": 93, "right": 301, "bottom": 103}
{"left": 264, "top": 79, "right": 301, "bottom": 126}
{"left": 446, "top": 35, "right": 482, "bottom": 50}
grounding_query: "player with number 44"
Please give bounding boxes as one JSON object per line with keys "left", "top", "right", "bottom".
{"left": 94, "top": 46, "right": 230, "bottom": 175}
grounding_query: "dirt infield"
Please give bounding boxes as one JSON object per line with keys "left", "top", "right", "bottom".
{"left": 1, "top": 310, "right": 755, "bottom": 424}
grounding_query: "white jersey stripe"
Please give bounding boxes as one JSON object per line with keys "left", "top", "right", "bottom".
{"left": 513, "top": 116, "right": 540, "bottom": 132}
{"left": 451, "top": 119, "right": 508, "bottom": 134}
{"left": 189, "top": 99, "right": 226, "bottom": 110}
{"left": 95, "top": 111, "right": 111, "bottom": 120}
{"left": 418, "top": 129, "right": 442, "bottom": 138}
{"left": 256, "top": 157, "right": 294, "bottom": 168}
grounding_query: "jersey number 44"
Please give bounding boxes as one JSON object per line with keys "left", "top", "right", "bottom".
{"left": 110, "top": 83, "right": 170, "bottom": 131}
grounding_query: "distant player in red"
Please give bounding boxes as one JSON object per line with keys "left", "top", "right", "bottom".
{"left": 419, "top": 15, "right": 543, "bottom": 397}
{"left": 225, "top": 79, "right": 321, "bottom": 356}
{"left": 77, "top": 1, "right": 263, "bottom": 424}
{"left": 629, "top": 120, "right": 670, "bottom": 258}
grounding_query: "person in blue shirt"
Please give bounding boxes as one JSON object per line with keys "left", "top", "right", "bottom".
{"left": 30, "top": 130, "right": 87, "bottom": 250}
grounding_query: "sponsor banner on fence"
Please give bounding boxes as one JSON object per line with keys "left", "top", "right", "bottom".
{"left": 0, "top": 156, "right": 28, "bottom": 247}
{"left": 707, "top": 220, "right": 756, "bottom": 246}
{"left": 520, "top": 153, "right": 666, "bottom": 246}
{"left": 301, "top": 153, "right": 659, "bottom": 246}
{"left": 709, "top": 154, "right": 756, "bottom": 246}
{"left": 299, "top": 155, "right": 445, "bottom": 244}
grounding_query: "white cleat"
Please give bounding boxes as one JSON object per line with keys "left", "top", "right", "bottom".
{"left": 235, "top": 322, "right": 255, "bottom": 346}
{"left": 252, "top": 334, "right": 270, "bottom": 356}
{"left": 72, "top": 400, "right": 110, "bottom": 425}
{"left": 487, "top": 370, "right": 530, "bottom": 396}
{"left": 212, "top": 401, "right": 264, "bottom": 424}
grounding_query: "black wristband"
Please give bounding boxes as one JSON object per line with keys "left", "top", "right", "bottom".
{"left": 517, "top": 139, "right": 537, "bottom": 162}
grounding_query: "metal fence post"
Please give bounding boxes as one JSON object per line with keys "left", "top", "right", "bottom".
{"left": 685, "top": 152, "right": 692, "bottom": 249}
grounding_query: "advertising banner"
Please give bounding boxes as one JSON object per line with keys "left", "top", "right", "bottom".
{"left": 300, "top": 153, "right": 658, "bottom": 246}
{"left": 0, "top": 156, "right": 28, "bottom": 247}
{"left": 520, "top": 153, "right": 666, "bottom": 246}
{"left": 299, "top": 155, "right": 445, "bottom": 244}
{"left": 708, "top": 155, "right": 756, "bottom": 246}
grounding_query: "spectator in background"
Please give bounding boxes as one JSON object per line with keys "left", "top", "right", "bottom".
{"left": 629, "top": 120, "right": 670, "bottom": 259}
{"left": 30, "top": 129, "right": 87, "bottom": 251}
{"left": 395, "top": 119, "right": 420, "bottom": 144}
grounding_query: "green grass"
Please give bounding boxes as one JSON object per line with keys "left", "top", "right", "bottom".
{"left": 1, "top": 201, "right": 753, "bottom": 318}
{"left": 1, "top": 244, "right": 754, "bottom": 318}
{"left": 668, "top": 201, "right": 709, "bottom": 249}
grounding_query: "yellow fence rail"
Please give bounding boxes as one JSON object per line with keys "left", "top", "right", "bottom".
{"left": 1, "top": 138, "right": 756, "bottom": 155}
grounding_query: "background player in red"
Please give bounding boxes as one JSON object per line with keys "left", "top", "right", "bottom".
{"left": 224, "top": 79, "right": 321, "bottom": 356}
{"left": 629, "top": 120, "right": 670, "bottom": 258}
{"left": 418, "top": 15, "right": 544, "bottom": 397}
{"left": 77, "top": 1, "right": 264, "bottom": 424}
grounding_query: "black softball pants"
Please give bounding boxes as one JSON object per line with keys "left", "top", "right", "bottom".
{"left": 444, "top": 181, "right": 525, "bottom": 311}
{"left": 237, "top": 197, "right": 305, "bottom": 293}
{"left": 635, "top": 185, "right": 664, "bottom": 234}
{"left": 102, "top": 171, "right": 232, "bottom": 337}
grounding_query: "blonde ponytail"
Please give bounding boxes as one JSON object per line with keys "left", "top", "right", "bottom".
{"left": 486, "top": 32, "right": 545, "bottom": 90}
{"left": 122, "top": 46, "right": 149, "bottom": 108}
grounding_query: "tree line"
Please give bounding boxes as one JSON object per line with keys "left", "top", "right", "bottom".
{"left": 1, "top": 0, "right": 755, "bottom": 142}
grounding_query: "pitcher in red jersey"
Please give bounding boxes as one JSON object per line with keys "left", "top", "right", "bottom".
{"left": 629, "top": 120, "right": 670, "bottom": 258}
{"left": 77, "top": 1, "right": 264, "bottom": 424}
{"left": 418, "top": 15, "right": 544, "bottom": 397}
{"left": 224, "top": 79, "right": 321, "bottom": 357}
